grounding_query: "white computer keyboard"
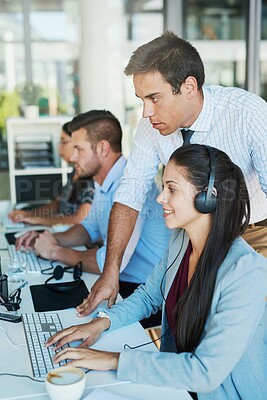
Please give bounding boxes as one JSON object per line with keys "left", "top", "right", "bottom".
{"left": 22, "top": 312, "right": 69, "bottom": 378}
{"left": 1, "top": 215, "right": 25, "bottom": 229}
{"left": 8, "top": 244, "right": 42, "bottom": 273}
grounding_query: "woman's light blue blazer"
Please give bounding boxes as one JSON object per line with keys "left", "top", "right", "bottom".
{"left": 97, "top": 229, "right": 267, "bottom": 400}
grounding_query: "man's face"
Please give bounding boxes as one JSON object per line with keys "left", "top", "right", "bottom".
{"left": 133, "top": 71, "right": 195, "bottom": 135}
{"left": 70, "top": 128, "right": 101, "bottom": 178}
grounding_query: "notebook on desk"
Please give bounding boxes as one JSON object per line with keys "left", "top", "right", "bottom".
{"left": 30, "top": 280, "right": 89, "bottom": 312}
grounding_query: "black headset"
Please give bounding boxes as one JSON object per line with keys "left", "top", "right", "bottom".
{"left": 44, "top": 261, "right": 83, "bottom": 293}
{"left": 194, "top": 145, "right": 218, "bottom": 214}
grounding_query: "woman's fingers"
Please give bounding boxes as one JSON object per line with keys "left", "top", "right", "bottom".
{"left": 53, "top": 347, "right": 119, "bottom": 371}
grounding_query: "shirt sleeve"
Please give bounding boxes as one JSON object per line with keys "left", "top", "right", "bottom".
{"left": 80, "top": 199, "right": 101, "bottom": 243}
{"left": 114, "top": 118, "right": 161, "bottom": 211}
{"left": 96, "top": 212, "right": 145, "bottom": 273}
{"left": 247, "top": 101, "right": 267, "bottom": 196}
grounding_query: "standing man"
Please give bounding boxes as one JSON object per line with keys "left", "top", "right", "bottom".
{"left": 17, "top": 109, "right": 171, "bottom": 327}
{"left": 77, "top": 31, "right": 267, "bottom": 316}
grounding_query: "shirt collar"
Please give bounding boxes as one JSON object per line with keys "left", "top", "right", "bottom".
{"left": 95, "top": 154, "right": 126, "bottom": 193}
{"left": 189, "top": 86, "right": 214, "bottom": 132}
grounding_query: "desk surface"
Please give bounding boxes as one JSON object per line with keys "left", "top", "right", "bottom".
{"left": 0, "top": 230, "right": 191, "bottom": 400}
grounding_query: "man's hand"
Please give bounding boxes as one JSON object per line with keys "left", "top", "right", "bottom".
{"left": 75, "top": 203, "right": 138, "bottom": 317}
{"left": 76, "top": 273, "right": 119, "bottom": 317}
{"left": 15, "top": 230, "right": 40, "bottom": 251}
{"left": 34, "top": 230, "right": 60, "bottom": 259}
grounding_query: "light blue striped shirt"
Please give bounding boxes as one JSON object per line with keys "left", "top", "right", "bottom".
{"left": 115, "top": 85, "right": 267, "bottom": 224}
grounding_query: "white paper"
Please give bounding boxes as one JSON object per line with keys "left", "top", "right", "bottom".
{"left": 83, "top": 388, "right": 132, "bottom": 400}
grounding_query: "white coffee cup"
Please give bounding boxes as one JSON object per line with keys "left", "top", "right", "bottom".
{"left": 45, "top": 366, "right": 86, "bottom": 400}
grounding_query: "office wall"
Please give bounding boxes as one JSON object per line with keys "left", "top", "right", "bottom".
{"left": 0, "top": 172, "right": 10, "bottom": 200}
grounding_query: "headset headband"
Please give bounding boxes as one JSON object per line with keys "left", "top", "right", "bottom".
{"left": 205, "top": 145, "right": 215, "bottom": 206}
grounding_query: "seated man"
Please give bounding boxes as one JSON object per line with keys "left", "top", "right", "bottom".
{"left": 17, "top": 109, "right": 171, "bottom": 328}
{"left": 9, "top": 121, "right": 94, "bottom": 226}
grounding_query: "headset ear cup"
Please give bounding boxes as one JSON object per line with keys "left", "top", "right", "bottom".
{"left": 45, "top": 262, "right": 83, "bottom": 293}
{"left": 73, "top": 262, "right": 82, "bottom": 280}
{"left": 44, "top": 265, "right": 64, "bottom": 287}
{"left": 73, "top": 265, "right": 79, "bottom": 281}
{"left": 209, "top": 194, "right": 217, "bottom": 212}
{"left": 194, "top": 191, "right": 217, "bottom": 214}
{"left": 53, "top": 265, "right": 65, "bottom": 280}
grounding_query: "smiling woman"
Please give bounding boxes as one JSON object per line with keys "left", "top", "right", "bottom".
{"left": 44, "top": 144, "right": 267, "bottom": 400}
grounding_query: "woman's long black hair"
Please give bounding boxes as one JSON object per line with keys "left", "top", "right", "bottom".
{"left": 169, "top": 144, "right": 250, "bottom": 353}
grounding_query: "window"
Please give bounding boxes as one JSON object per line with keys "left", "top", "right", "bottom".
{"left": 184, "top": 0, "right": 248, "bottom": 88}
{"left": 0, "top": 0, "right": 80, "bottom": 117}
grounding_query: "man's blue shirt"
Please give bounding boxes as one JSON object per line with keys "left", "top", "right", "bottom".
{"left": 81, "top": 155, "right": 171, "bottom": 284}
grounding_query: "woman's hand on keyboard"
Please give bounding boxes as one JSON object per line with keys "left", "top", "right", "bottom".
{"left": 45, "top": 318, "right": 111, "bottom": 350}
{"left": 15, "top": 231, "right": 40, "bottom": 251}
{"left": 53, "top": 347, "right": 119, "bottom": 371}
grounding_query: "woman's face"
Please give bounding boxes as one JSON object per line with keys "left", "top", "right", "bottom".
{"left": 58, "top": 131, "right": 74, "bottom": 162}
{"left": 157, "top": 161, "right": 201, "bottom": 230}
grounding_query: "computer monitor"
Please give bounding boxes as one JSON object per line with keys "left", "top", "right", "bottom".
{"left": 15, "top": 174, "right": 62, "bottom": 204}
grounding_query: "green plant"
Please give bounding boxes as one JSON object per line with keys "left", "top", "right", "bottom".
{"left": 17, "top": 83, "right": 43, "bottom": 106}
{"left": 0, "top": 90, "right": 20, "bottom": 137}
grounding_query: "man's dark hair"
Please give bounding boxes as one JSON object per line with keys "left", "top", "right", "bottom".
{"left": 68, "top": 110, "right": 122, "bottom": 152}
{"left": 125, "top": 31, "right": 205, "bottom": 93}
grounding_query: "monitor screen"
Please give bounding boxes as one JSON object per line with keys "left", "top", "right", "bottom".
{"left": 15, "top": 174, "right": 62, "bottom": 204}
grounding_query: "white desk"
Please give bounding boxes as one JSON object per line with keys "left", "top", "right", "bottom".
{"left": 0, "top": 250, "right": 191, "bottom": 400}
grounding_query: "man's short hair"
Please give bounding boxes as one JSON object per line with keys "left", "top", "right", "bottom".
{"left": 124, "top": 31, "right": 205, "bottom": 93}
{"left": 68, "top": 110, "right": 122, "bottom": 152}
